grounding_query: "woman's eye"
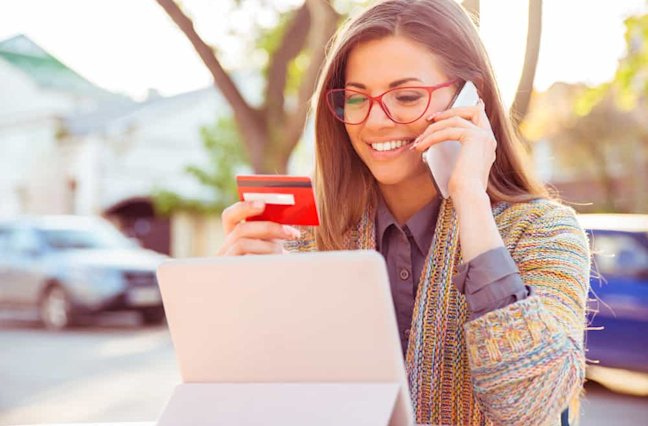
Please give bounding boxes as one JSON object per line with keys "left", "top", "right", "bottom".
{"left": 395, "top": 93, "right": 424, "bottom": 103}
{"left": 346, "top": 95, "right": 368, "bottom": 105}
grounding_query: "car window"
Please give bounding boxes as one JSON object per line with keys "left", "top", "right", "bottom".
{"left": 0, "top": 227, "right": 11, "bottom": 255}
{"left": 591, "top": 231, "right": 648, "bottom": 276}
{"left": 39, "top": 221, "right": 133, "bottom": 250}
{"left": 7, "top": 227, "right": 42, "bottom": 255}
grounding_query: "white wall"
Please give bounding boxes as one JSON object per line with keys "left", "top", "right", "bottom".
{"left": 0, "top": 59, "right": 77, "bottom": 120}
{"left": 96, "top": 89, "right": 227, "bottom": 211}
{"left": 0, "top": 116, "right": 64, "bottom": 216}
{"left": 0, "top": 56, "right": 117, "bottom": 216}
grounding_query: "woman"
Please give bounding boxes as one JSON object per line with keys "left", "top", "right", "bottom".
{"left": 217, "top": 1, "right": 591, "bottom": 425}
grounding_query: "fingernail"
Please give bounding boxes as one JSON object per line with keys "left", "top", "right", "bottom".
{"left": 283, "top": 225, "right": 301, "bottom": 239}
{"left": 426, "top": 112, "right": 440, "bottom": 121}
{"left": 252, "top": 200, "right": 265, "bottom": 210}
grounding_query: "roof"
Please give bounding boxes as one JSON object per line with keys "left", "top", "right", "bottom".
{"left": 0, "top": 34, "right": 116, "bottom": 98}
{"left": 576, "top": 214, "right": 648, "bottom": 233}
{"left": 62, "top": 70, "right": 263, "bottom": 137}
{"left": 62, "top": 86, "right": 218, "bottom": 136}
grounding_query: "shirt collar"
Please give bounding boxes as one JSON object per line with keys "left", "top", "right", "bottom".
{"left": 375, "top": 193, "right": 442, "bottom": 255}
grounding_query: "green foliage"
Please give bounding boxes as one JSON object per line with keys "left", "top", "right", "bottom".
{"left": 552, "top": 9, "right": 648, "bottom": 212}
{"left": 257, "top": 10, "right": 292, "bottom": 65}
{"left": 254, "top": 1, "right": 370, "bottom": 101}
{"left": 152, "top": 116, "right": 249, "bottom": 216}
{"left": 573, "top": 82, "right": 609, "bottom": 117}
{"left": 576, "top": 13, "right": 648, "bottom": 115}
{"left": 255, "top": 7, "right": 307, "bottom": 99}
{"left": 615, "top": 14, "right": 648, "bottom": 108}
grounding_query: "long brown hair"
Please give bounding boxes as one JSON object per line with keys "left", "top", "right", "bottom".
{"left": 311, "top": 0, "right": 552, "bottom": 250}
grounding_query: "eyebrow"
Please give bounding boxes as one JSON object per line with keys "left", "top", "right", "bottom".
{"left": 345, "top": 77, "right": 423, "bottom": 89}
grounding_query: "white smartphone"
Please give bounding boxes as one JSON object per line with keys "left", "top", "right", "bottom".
{"left": 422, "top": 80, "right": 480, "bottom": 199}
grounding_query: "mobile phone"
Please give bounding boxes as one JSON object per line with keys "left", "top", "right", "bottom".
{"left": 236, "top": 175, "right": 320, "bottom": 226}
{"left": 422, "top": 80, "right": 480, "bottom": 199}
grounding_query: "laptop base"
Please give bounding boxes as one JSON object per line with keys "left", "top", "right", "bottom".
{"left": 157, "top": 382, "right": 401, "bottom": 426}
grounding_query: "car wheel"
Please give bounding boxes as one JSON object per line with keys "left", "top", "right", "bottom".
{"left": 140, "top": 306, "right": 165, "bottom": 326}
{"left": 40, "top": 286, "right": 75, "bottom": 331}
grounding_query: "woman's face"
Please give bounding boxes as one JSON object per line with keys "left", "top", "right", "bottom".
{"left": 343, "top": 35, "right": 456, "bottom": 187}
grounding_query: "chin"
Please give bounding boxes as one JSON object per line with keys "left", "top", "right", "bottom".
{"left": 368, "top": 162, "right": 428, "bottom": 186}
{"left": 371, "top": 170, "right": 415, "bottom": 186}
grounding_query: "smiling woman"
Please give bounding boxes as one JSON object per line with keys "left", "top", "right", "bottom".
{"left": 216, "top": 1, "right": 591, "bottom": 425}
{"left": 311, "top": 7, "right": 553, "bottom": 248}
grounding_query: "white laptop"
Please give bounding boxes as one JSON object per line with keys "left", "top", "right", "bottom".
{"left": 155, "top": 250, "right": 415, "bottom": 426}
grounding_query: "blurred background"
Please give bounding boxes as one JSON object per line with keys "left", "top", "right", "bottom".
{"left": 0, "top": 0, "right": 647, "bottom": 425}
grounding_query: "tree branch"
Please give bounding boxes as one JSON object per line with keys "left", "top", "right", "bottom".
{"left": 156, "top": 0, "right": 264, "bottom": 152}
{"left": 265, "top": 3, "right": 311, "bottom": 122}
{"left": 284, "top": 0, "right": 339, "bottom": 154}
{"left": 511, "top": 0, "right": 542, "bottom": 131}
{"left": 462, "top": 0, "right": 480, "bottom": 27}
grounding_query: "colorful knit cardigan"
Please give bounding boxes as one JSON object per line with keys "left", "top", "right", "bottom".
{"left": 286, "top": 197, "right": 591, "bottom": 426}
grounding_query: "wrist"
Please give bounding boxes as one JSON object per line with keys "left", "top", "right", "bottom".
{"left": 450, "top": 184, "right": 490, "bottom": 212}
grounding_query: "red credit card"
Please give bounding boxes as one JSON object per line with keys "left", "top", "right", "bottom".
{"left": 236, "top": 175, "right": 320, "bottom": 226}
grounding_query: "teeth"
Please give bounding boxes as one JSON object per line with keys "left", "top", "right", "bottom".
{"left": 370, "top": 139, "right": 412, "bottom": 152}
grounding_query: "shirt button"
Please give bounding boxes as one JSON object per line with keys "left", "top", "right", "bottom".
{"left": 399, "top": 268, "right": 410, "bottom": 280}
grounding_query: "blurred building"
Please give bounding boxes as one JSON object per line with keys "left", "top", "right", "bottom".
{"left": 524, "top": 82, "right": 648, "bottom": 213}
{"left": 0, "top": 34, "right": 131, "bottom": 216}
{"left": 0, "top": 35, "right": 261, "bottom": 255}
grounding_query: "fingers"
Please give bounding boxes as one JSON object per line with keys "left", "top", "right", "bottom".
{"left": 426, "top": 98, "right": 490, "bottom": 129}
{"left": 411, "top": 114, "right": 472, "bottom": 150}
{"left": 411, "top": 127, "right": 467, "bottom": 152}
{"left": 221, "top": 200, "right": 266, "bottom": 234}
{"left": 226, "top": 220, "right": 301, "bottom": 243}
{"left": 218, "top": 201, "right": 302, "bottom": 256}
{"left": 220, "top": 238, "right": 286, "bottom": 256}
{"left": 411, "top": 99, "right": 493, "bottom": 152}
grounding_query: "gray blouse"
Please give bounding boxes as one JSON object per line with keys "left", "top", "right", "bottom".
{"left": 375, "top": 194, "right": 530, "bottom": 355}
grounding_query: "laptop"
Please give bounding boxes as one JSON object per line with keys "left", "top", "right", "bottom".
{"left": 156, "top": 250, "right": 415, "bottom": 426}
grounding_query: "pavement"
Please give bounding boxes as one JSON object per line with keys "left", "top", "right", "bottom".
{"left": 0, "top": 311, "right": 646, "bottom": 426}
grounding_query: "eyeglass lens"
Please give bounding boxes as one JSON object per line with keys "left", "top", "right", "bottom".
{"left": 327, "top": 87, "right": 430, "bottom": 124}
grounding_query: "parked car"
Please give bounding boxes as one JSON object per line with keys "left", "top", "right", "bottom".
{"left": 577, "top": 214, "right": 648, "bottom": 373}
{"left": 0, "top": 215, "right": 167, "bottom": 330}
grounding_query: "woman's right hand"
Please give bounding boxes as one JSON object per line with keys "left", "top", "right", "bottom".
{"left": 216, "top": 200, "right": 302, "bottom": 256}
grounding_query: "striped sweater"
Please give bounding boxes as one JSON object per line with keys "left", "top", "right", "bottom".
{"left": 286, "top": 196, "right": 591, "bottom": 426}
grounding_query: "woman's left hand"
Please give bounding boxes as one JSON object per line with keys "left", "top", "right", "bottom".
{"left": 410, "top": 98, "right": 497, "bottom": 199}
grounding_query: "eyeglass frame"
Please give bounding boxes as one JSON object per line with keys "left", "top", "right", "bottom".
{"left": 325, "top": 78, "right": 459, "bottom": 125}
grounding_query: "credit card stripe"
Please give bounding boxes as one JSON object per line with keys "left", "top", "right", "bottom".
{"left": 237, "top": 180, "right": 312, "bottom": 188}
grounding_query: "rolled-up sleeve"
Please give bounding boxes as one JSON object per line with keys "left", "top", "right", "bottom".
{"left": 452, "top": 246, "right": 530, "bottom": 320}
{"left": 461, "top": 203, "right": 591, "bottom": 426}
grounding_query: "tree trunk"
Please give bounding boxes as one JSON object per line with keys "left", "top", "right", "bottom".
{"left": 511, "top": 0, "right": 543, "bottom": 133}
{"left": 155, "top": 0, "right": 267, "bottom": 170}
{"left": 157, "top": 0, "right": 338, "bottom": 174}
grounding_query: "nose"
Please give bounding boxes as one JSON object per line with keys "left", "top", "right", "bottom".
{"left": 364, "top": 100, "right": 394, "bottom": 128}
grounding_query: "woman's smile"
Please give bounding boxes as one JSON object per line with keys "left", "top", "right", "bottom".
{"left": 365, "top": 137, "right": 417, "bottom": 158}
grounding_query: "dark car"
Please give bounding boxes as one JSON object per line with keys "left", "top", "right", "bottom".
{"left": 0, "top": 216, "right": 167, "bottom": 330}
{"left": 578, "top": 214, "right": 648, "bottom": 373}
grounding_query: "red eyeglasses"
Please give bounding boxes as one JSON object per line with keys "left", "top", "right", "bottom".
{"left": 326, "top": 79, "right": 458, "bottom": 125}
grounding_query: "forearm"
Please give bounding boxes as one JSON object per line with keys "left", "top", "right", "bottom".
{"left": 465, "top": 297, "right": 585, "bottom": 425}
{"left": 452, "top": 186, "right": 504, "bottom": 263}
{"left": 458, "top": 199, "right": 591, "bottom": 425}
